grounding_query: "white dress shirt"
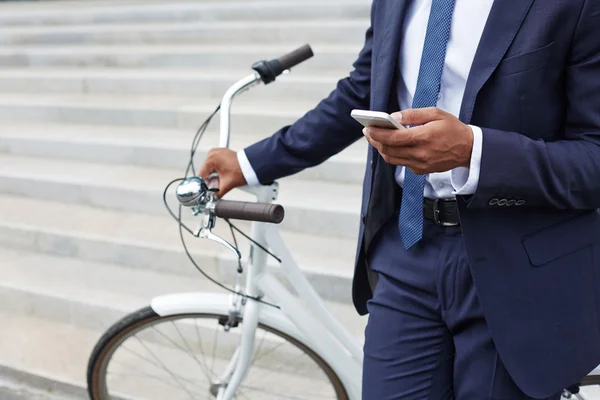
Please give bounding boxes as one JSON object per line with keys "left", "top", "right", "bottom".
{"left": 238, "top": 0, "right": 495, "bottom": 199}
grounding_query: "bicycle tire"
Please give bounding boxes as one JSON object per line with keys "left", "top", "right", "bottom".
{"left": 87, "top": 306, "right": 349, "bottom": 400}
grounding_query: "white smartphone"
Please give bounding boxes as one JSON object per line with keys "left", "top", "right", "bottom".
{"left": 351, "top": 109, "right": 406, "bottom": 130}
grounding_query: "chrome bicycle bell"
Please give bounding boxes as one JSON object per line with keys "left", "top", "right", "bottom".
{"left": 176, "top": 176, "right": 209, "bottom": 207}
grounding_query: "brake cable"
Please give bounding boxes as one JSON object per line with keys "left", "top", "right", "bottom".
{"left": 162, "top": 107, "right": 281, "bottom": 309}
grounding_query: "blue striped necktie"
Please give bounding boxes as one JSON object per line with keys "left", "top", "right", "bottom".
{"left": 399, "top": 0, "right": 456, "bottom": 249}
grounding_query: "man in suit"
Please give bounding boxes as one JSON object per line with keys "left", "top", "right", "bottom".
{"left": 199, "top": 0, "right": 600, "bottom": 398}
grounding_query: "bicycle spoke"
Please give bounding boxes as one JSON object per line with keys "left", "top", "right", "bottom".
{"left": 110, "top": 358, "right": 209, "bottom": 390}
{"left": 93, "top": 313, "right": 343, "bottom": 400}
{"left": 107, "top": 367, "right": 210, "bottom": 393}
{"left": 209, "top": 325, "right": 220, "bottom": 400}
{"left": 247, "top": 339, "right": 286, "bottom": 366}
{"left": 243, "top": 350, "right": 335, "bottom": 398}
{"left": 241, "top": 384, "right": 335, "bottom": 399}
{"left": 134, "top": 335, "right": 198, "bottom": 400}
{"left": 193, "top": 318, "right": 211, "bottom": 374}
{"left": 150, "top": 325, "right": 213, "bottom": 382}
{"left": 249, "top": 328, "right": 268, "bottom": 369}
{"left": 170, "top": 320, "right": 215, "bottom": 380}
{"left": 210, "top": 326, "right": 219, "bottom": 382}
{"left": 236, "top": 390, "right": 252, "bottom": 400}
{"left": 118, "top": 344, "right": 171, "bottom": 372}
{"left": 110, "top": 343, "right": 206, "bottom": 398}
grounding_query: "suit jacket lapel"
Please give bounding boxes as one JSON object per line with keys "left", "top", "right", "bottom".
{"left": 364, "top": 1, "right": 409, "bottom": 250}
{"left": 370, "top": 0, "right": 410, "bottom": 112}
{"left": 459, "top": 0, "right": 535, "bottom": 123}
{"left": 368, "top": 0, "right": 410, "bottom": 182}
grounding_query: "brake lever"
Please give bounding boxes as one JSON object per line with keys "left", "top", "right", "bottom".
{"left": 176, "top": 176, "right": 242, "bottom": 260}
{"left": 194, "top": 224, "right": 242, "bottom": 260}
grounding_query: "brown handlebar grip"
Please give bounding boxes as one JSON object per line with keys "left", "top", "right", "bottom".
{"left": 214, "top": 200, "right": 285, "bottom": 224}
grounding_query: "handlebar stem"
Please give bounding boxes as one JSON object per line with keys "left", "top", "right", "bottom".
{"left": 219, "top": 72, "right": 262, "bottom": 148}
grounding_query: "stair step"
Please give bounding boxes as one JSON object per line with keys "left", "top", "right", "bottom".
{"left": 0, "top": 43, "right": 359, "bottom": 71}
{"left": 0, "top": 123, "right": 368, "bottom": 185}
{"left": 0, "top": 364, "right": 85, "bottom": 400}
{"left": 0, "top": 246, "right": 365, "bottom": 334}
{"left": 0, "top": 154, "right": 362, "bottom": 239}
{"left": 0, "top": 246, "right": 367, "bottom": 398}
{"left": 0, "top": 92, "right": 313, "bottom": 133}
{"left": 0, "top": 20, "right": 368, "bottom": 46}
{"left": 0, "top": 194, "right": 359, "bottom": 302}
{"left": 0, "top": 286, "right": 365, "bottom": 400}
{"left": 0, "top": 1, "right": 370, "bottom": 26}
{"left": 0, "top": 68, "right": 340, "bottom": 102}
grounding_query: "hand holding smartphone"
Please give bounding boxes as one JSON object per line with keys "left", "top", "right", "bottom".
{"left": 351, "top": 109, "right": 406, "bottom": 130}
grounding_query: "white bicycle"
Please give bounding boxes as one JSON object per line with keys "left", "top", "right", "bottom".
{"left": 86, "top": 45, "right": 600, "bottom": 400}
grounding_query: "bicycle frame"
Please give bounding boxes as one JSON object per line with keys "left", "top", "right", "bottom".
{"left": 151, "top": 72, "right": 364, "bottom": 399}
{"left": 152, "top": 182, "right": 363, "bottom": 399}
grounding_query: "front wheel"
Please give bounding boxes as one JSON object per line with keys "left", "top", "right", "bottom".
{"left": 87, "top": 307, "right": 348, "bottom": 400}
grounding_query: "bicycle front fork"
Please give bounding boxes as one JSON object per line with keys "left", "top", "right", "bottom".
{"left": 217, "top": 298, "right": 261, "bottom": 400}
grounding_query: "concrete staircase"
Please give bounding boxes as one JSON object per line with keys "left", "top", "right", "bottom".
{"left": 0, "top": 0, "right": 371, "bottom": 396}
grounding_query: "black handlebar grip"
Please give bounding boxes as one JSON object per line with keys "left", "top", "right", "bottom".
{"left": 214, "top": 200, "right": 285, "bottom": 224}
{"left": 252, "top": 44, "right": 314, "bottom": 84}
{"left": 277, "top": 44, "right": 314, "bottom": 72}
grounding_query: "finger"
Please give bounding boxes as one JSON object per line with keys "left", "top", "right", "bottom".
{"left": 198, "top": 166, "right": 212, "bottom": 181}
{"left": 384, "top": 156, "right": 413, "bottom": 167}
{"left": 381, "top": 146, "right": 425, "bottom": 160}
{"left": 198, "top": 152, "right": 216, "bottom": 180}
{"left": 377, "top": 152, "right": 421, "bottom": 170}
{"left": 364, "top": 131, "right": 385, "bottom": 153}
{"left": 399, "top": 107, "right": 448, "bottom": 126}
{"left": 214, "top": 176, "right": 232, "bottom": 198}
{"left": 370, "top": 140, "right": 427, "bottom": 163}
{"left": 367, "top": 126, "right": 416, "bottom": 147}
{"left": 216, "top": 184, "right": 229, "bottom": 198}
{"left": 383, "top": 157, "right": 429, "bottom": 175}
{"left": 390, "top": 111, "right": 404, "bottom": 124}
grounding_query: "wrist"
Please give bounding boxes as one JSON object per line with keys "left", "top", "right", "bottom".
{"left": 461, "top": 124, "right": 474, "bottom": 167}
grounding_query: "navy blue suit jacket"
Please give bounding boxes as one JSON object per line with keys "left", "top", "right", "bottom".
{"left": 244, "top": 0, "right": 600, "bottom": 396}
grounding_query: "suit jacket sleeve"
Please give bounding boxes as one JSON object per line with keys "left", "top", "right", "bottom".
{"left": 467, "top": 0, "right": 600, "bottom": 209}
{"left": 243, "top": 2, "right": 376, "bottom": 184}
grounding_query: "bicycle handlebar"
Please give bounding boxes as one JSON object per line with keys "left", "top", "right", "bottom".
{"left": 214, "top": 200, "right": 285, "bottom": 224}
{"left": 220, "top": 44, "right": 314, "bottom": 148}
{"left": 252, "top": 44, "right": 314, "bottom": 84}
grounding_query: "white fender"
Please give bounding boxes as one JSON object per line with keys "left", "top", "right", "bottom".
{"left": 150, "top": 292, "right": 309, "bottom": 346}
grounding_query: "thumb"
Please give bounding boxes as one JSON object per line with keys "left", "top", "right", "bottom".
{"left": 199, "top": 149, "right": 222, "bottom": 180}
{"left": 215, "top": 175, "right": 234, "bottom": 198}
{"left": 198, "top": 158, "right": 215, "bottom": 181}
{"left": 399, "top": 107, "right": 447, "bottom": 126}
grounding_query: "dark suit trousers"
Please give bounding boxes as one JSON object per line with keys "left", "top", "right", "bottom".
{"left": 362, "top": 217, "right": 562, "bottom": 400}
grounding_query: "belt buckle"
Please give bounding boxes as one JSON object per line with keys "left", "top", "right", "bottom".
{"left": 433, "top": 198, "right": 459, "bottom": 227}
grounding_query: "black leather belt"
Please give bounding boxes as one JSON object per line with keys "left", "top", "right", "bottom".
{"left": 423, "top": 198, "right": 460, "bottom": 226}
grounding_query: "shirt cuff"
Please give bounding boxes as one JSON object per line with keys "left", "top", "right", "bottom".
{"left": 451, "top": 125, "right": 483, "bottom": 195}
{"left": 236, "top": 150, "right": 260, "bottom": 186}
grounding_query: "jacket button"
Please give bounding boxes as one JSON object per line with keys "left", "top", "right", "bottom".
{"left": 506, "top": 200, "right": 516, "bottom": 206}
{"left": 489, "top": 198, "right": 499, "bottom": 206}
{"left": 498, "top": 199, "right": 508, "bottom": 206}
{"left": 516, "top": 200, "right": 526, "bottom": 206}
{"left": 361, "top": 214, "right": 367, "bottom": 224}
